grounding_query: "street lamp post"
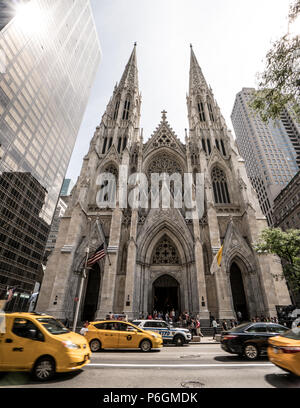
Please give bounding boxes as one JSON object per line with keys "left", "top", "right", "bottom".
{"left": 72, "top": 218, "right": 91, "bottom": 332}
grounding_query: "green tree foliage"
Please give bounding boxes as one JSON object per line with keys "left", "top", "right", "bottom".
{"left": 254, "top": 228, "right": 300, "bottom": 300}
{"left": 250, "top": 0, "right": 300, "bottom": 122}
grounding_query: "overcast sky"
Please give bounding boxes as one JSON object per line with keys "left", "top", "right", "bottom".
{"left": 66, "top": 0, "right": 291, "bottom": 182}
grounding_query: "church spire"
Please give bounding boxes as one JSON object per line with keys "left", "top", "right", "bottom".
{"left": 189, "top": 44, "right": 209, "bottom": 95}
{"left": 118, "top": 42, "right": 139, "bottom": 92}
{"left": 187, "top": 45, "right": 229, "bottom": 158}
{"left": 98, "top": 44, "right": 141, "bottom": 155}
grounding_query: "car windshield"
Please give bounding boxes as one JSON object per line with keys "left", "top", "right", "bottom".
{"left": 37, "top": 318, "right": 70, "bottom": 335}
{"left": 229, "top": 323, "right": 251, "bottom": 332}
{"left": 280, "top": 327, "right": 300, "bottom": 340}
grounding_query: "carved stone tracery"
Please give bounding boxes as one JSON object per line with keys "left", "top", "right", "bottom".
{"left": 152, "top": 235, "right": 180, "bottom": 265}
{"left": 147, "top": 153, "right": 183, "bottom": 177}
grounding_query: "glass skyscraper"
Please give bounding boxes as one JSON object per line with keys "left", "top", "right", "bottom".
{"left": 0, "top": 0, "right": 101, "bottom": 310}
{"left": 231, "top": 88, "right": 299, "bottom": 225}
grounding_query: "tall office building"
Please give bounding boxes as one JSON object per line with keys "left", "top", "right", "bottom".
{"left": 0, "top": 0, "right": 101, "bottom": 310}
{"left": 60, "top": 179, "right": 74, "bottom": 197}
{"left": 231, "top": 88, "right": 300, "bottom": 225}
{"left": 0, "top": 1, "right": 25, "bottom": 31}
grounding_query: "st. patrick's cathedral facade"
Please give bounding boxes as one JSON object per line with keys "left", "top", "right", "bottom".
{"left": 37, "top": 45, "right": 291, "bottom": 324}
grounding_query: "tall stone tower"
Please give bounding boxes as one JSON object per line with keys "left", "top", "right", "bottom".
{"left": 36, "top": 45, "right": 291, "bottom": 324}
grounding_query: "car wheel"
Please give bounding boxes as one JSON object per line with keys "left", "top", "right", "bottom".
{"left": 32, "top": 357, "right": 55, "bottom": 381}
{"left": 89, "top": 339, "right": 102, "bottom": 352}
{"left": 174, "top": 335, "right": 185, "bottom": 347}
{"left": 244, "top": 344, "right": 259, "bottom": 360}
{"left": 140, "top": 339, "right": 152, "bottom": 352}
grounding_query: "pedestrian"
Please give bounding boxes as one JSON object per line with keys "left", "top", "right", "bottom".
{"left": 221, "top": 319, "right": 228, "bottom": 331}
{"left": 230, "top": 319, "right": 236, "bottom": 329}
{"left": 237, "top": 310, "right": 242, "bottom": 323}
{"left": 212, "top": 317, "right": 218, "bottom": 340}
{"left": 170, "top": 308, "right": 175, "bottom": 323}
{"left": 190, "top": 319, "right": 196, "bottom": 337}
{"left": 80, "top": 321, "right": 89, "bottom": 336}
{"left": 196, "top": 319, "right": 204, "bottom": 337}
{"left": 182, "top": 312, "right": 187, "bottom": 328}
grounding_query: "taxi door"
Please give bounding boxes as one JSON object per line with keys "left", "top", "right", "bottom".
{"left": 0, "top": 312, "right": 8, "bottom": 368}
{"left": 94, "top": 322, "right": 120, "bottom": 348}
{"left": 0, "top": 317, "right": 39, "bottom": 370}
{"left": 117, "top": 323, "right": 140, "bottom": 348}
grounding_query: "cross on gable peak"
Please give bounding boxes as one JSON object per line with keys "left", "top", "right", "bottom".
{"left": 161, "top": 110, "right": 167, "bottom": 121}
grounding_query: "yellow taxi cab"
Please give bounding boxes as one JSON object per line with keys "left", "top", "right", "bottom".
{"left": 85, "top": 320, "right": 163, "bottom": 352}
{"left": 268, "top": 326, "right": 300, "bottom": 377}
{"left": 0, "top": 312, "right": 91, "bottom": 381}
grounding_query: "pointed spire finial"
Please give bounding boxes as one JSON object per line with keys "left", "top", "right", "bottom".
{"left": 134, "top": 42, "right": 137, "bottom": 47}
{"left": 161, "top": 110, "right": 167, "bottom": 121}
{"left": 117, "top": 43, "right": 139, "bottom": 91}
{"left": 190, "top": 43, "right": 193, "bottom": 48}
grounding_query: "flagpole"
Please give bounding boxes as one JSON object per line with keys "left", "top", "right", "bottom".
{"left": 72, "top": 218, "right": 91, "bottom": 332}
{"left": 96, "top": 218, "right": 111, "bottom": 266}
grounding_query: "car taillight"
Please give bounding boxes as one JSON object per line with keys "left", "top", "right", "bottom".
{"left": 222, "top": 335, "right": 238, "bottom": 340}
{"left": 279, "top": 346, "right": 300, "bottom": 354}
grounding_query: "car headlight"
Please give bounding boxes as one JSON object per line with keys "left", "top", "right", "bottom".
{"left": 62, "top": 340, "right": 80, "bottom": 349}
{"left": 151, "top": 333, "right": 159, "bottom": 339}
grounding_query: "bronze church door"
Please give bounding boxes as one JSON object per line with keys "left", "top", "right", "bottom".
{"left": 82, "top": 263, "right": 101, "bottom": 322}
{"left": 152, "top": 274, "right": 180, "bottom": 314}
{"left": 230, "top": 262, "right": 249, "bottom": 321}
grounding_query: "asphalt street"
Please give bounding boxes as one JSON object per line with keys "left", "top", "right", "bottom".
{"left": 0, "top": 343, "right": 300, "bottom": 388}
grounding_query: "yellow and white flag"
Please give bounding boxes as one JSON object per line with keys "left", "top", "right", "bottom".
{"left": 216, "top": 246, "right": 223, "bottom": 267}
{"left": 210, "top": 245, "right": 223, "bottom": 274}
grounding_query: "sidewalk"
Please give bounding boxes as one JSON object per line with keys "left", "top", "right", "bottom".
{"left": 190, "top": 336, "right": 221, "bottom": 344}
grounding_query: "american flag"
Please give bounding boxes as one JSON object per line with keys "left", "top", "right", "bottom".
{"left": 87, "top": 244, "right": 106, "bottom": 267}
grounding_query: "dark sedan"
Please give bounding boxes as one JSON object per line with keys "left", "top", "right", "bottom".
{"left": 220, "top": 322, "right": 289, "bottom": 360}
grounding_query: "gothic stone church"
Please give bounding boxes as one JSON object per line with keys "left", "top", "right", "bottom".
{"left": 37, "top": 45, "right": 291, "bottom": 324}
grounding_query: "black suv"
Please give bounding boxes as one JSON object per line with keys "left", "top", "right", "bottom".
{"left": 220, "top": 322, "right": 288, "bottom": 360}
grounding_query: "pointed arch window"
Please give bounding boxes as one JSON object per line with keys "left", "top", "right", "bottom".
{"left": 207, "top": 139, "right": 211, "bottom": 154}
{"left": 102, "top": 137, "right": 108, "bottom": 154}
{"left": 211, "top": 167, "right": 230, "bottom": 204}
{"left": 122, "top": 96, "right": 131, "bottom": 120}
{"left": 197, "top": 101, "right": 206, "bottom": 122}
{"left": 117, "top": 137, "right": 122, "bottom": 153}
{"left": 220, "top": 139, "right": 226, "bottom": 156}
{"left": 207, "top": 101, "right": 215, "bottom": 122}
{"left": 123, "top": 137, "right": 127, "bottom": 151}
{"left": 113, "top": 96, "right": 121, "bottom": 120}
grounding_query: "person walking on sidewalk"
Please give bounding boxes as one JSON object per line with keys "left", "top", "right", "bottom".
{"left": 212, "top": 317, "right": 218, "bottom": 340}
{"left": 196, "top": 318, "right": 204, "bottom": 337}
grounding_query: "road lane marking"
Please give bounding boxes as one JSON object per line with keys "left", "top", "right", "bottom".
{"left": 87, "top": 363, "right": 273, "bottom": 368}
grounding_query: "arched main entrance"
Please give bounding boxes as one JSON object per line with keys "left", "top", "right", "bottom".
{"left": 82, "top": 263, "right": 101, "bottom": 322}
{"left": 153, "top": 274, "right": 180, "bottom": 314}
{"left": 230, "top": 262, "right": 249, "bottom": 321}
